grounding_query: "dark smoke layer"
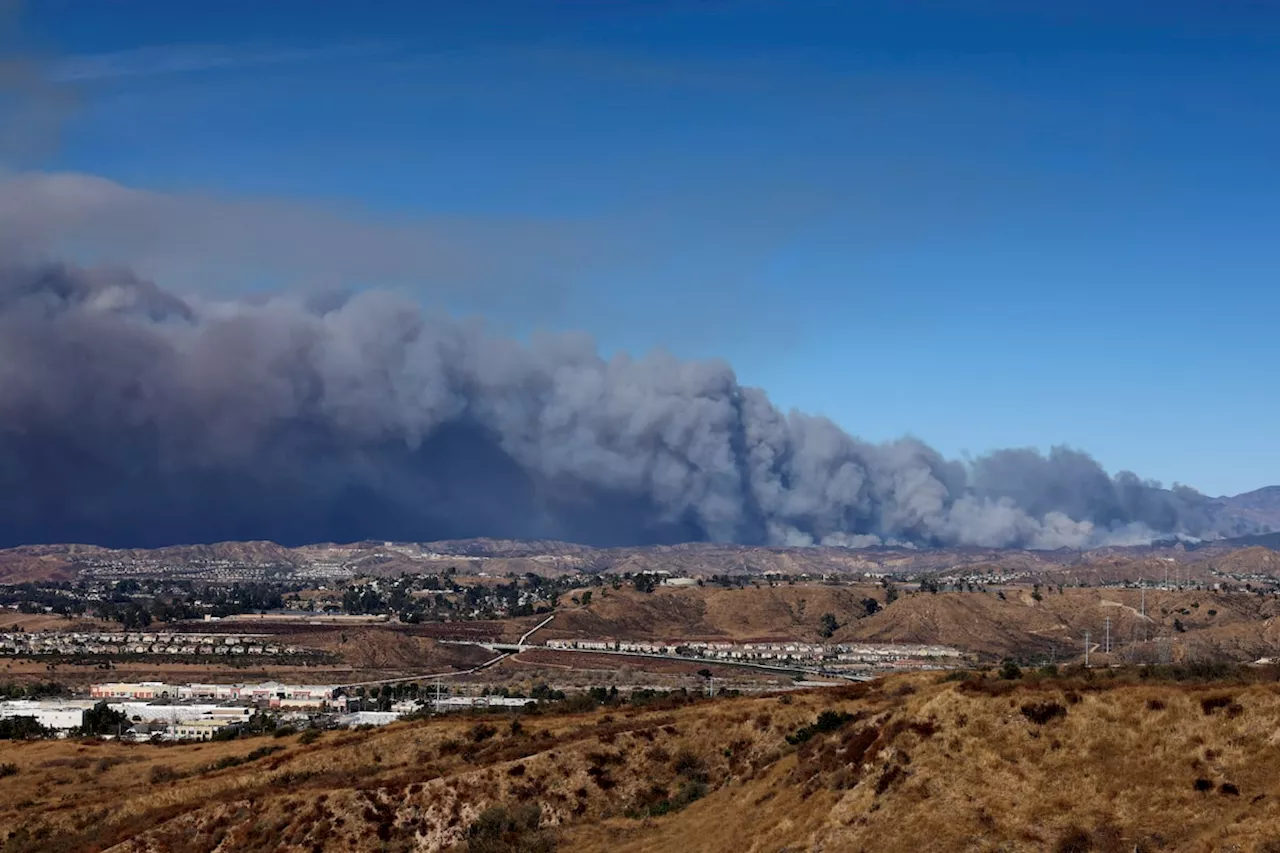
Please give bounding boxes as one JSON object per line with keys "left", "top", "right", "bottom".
{"left": 0, "top": 264, "right": 1256, "bottom": 550}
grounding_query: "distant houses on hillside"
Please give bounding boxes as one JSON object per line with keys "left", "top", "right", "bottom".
{"left": 544, "top": 638, "right": 966, "bottom": 670}
{"left": 0, "top": 632, "right": 302, "bottom": 657}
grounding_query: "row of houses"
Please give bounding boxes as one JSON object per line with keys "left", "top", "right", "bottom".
{"left": 833, "top": 643, "right": 966, "bottom": 665}
{"left": 0, "top": 632, "right": 299, "bottom": 657}
{"left": 544, "top": 638, "right": 967, "bottom": 669}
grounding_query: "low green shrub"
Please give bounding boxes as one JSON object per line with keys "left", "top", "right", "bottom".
{"left": 786, "top": 710, "right": 855, "bottom": 745}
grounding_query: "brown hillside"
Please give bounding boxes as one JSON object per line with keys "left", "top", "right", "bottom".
{"left": 286, "top": 628, "right": 496, "bottom": 672}
{"left": 1209, "top": 546, "right": 1280, "bottom": 575}
{"left": 546, "top": 585, "right": 1280, "bottom": 662}
{"left": 11, "top": 672, "right": 1280, "bottom": 851}
{"left": 546, "top": 585, "right": 883, "bottom": 642}
{"left": 0, "top": 546, "right": 79, "bottom": 583}
{"left": 847, "top": 587, "right": 1278, "bottom": 660}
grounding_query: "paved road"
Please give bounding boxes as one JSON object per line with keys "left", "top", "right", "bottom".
{"left": 517, "top": 614, "right": 555, "bottom": 646}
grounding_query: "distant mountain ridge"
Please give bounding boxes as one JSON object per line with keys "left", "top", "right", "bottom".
{"left": 0, "top": 487, "right": 1273, "bottom": 584}
{"left": 1214, "top": 485, "right": 1280, "bottom": 531}
{"left": 1, "top": 529, "right": 1279, "bottom": 586}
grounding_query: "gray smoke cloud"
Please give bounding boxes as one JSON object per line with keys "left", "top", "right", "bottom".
{"left": 0, "top": 171, "right": 588, "bottom": 314}
{"left": 0, "top": 262, "right": 1257, "bottom": 550}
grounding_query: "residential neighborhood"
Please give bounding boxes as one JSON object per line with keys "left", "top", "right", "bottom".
{"left": 0, "top": 631, "right": 302, "bottom": 657}
{"left": 543, "top": 638, "right": 968, "bottom": 671}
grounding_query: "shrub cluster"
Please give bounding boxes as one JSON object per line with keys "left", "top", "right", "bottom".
{"left": 149, "top": 764, "right": 182, "bottom": 785}
{"left": 206, "top": 744, "right": 284, "bottom": 773}
{"left": 672, "top": 748, "right": 708, "bottom": 783}
{"left": 470, "top": 723, "right": 498, "bottom": 743}
{"left": 1200, "top": 695, "right": 1244, "bottom": 717}
{"left": 464, "top": 803, "right": 555, "bottom": 853}
{"left": 1020, "top": 701, "right": 1068, "bottom": 725}
{"left": 786, "top": 710, "right": 855, "bottom": 745}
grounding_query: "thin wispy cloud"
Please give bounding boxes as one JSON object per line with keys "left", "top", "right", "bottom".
{"left": 49, "top": 40, "right": 393, "bottom": 83}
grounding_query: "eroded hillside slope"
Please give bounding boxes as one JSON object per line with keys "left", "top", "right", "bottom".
{"left": 8, "top": 671, "right": 1280, "bottom": 851}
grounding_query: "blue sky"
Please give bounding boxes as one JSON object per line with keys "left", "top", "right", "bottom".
{"left": 8, "top": 0, "right": 1280, "bottom": 496}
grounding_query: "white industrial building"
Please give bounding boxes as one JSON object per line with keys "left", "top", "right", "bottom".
{"left": 90, "top": 681, "right": 337, "bottom": 704}
{"left": 336, "top": 711, "right": 401, "bottom": 727}
{"left": 432, "top": 696, "right": 535, "bottom": 710}
{"left": 0, "top": 700, "right": 99, "bottom": 731}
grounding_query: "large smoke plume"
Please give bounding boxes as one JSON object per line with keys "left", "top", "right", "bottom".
{"left": 0, "top": 263, "right": 1253, "bottom": 550}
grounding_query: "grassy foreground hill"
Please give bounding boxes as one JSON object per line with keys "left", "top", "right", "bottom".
{"left": 8, "top": 669, "right": 1280, "bottom": 851}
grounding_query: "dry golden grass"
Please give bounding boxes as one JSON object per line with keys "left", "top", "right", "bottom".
{"left": 565, "top": 672, "right": 1280, "bottom": 853}
{"left": 847, "top": 586, "right": 1280, "bottom": 661}
{"left": 9, "top": 670, "right": 1280, "bottom": 851}
{"left": 0, "top": 612, "right": 112, "bottom": 632}
{"left": 549, "top": 583, "right": 885, "bottom": 643}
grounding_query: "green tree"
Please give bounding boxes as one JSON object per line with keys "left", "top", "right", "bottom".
{"left": 818, "top": 612, "right": 839, "bottom": 639}
{"left": 580, "top": 591, "right": 592, "bottom": 608}
{"left": 77, "top": 701, "right": 130, "bottom": 737}
{"left": 0, "top": 716, "right": 51, "bottom": 740}
{"left": 999, "top": 659, "right": 1023, "bottom": 680}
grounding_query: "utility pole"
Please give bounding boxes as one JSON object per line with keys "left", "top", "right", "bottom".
{"left": 1084, "top": 631, "right": 1091, "bottom": 668}
{"left": 1141, "top": 585, "right": 1147, "bottom": 642}
{"left": 1105, "top": 617, "right": 1111, "bottom": 655}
